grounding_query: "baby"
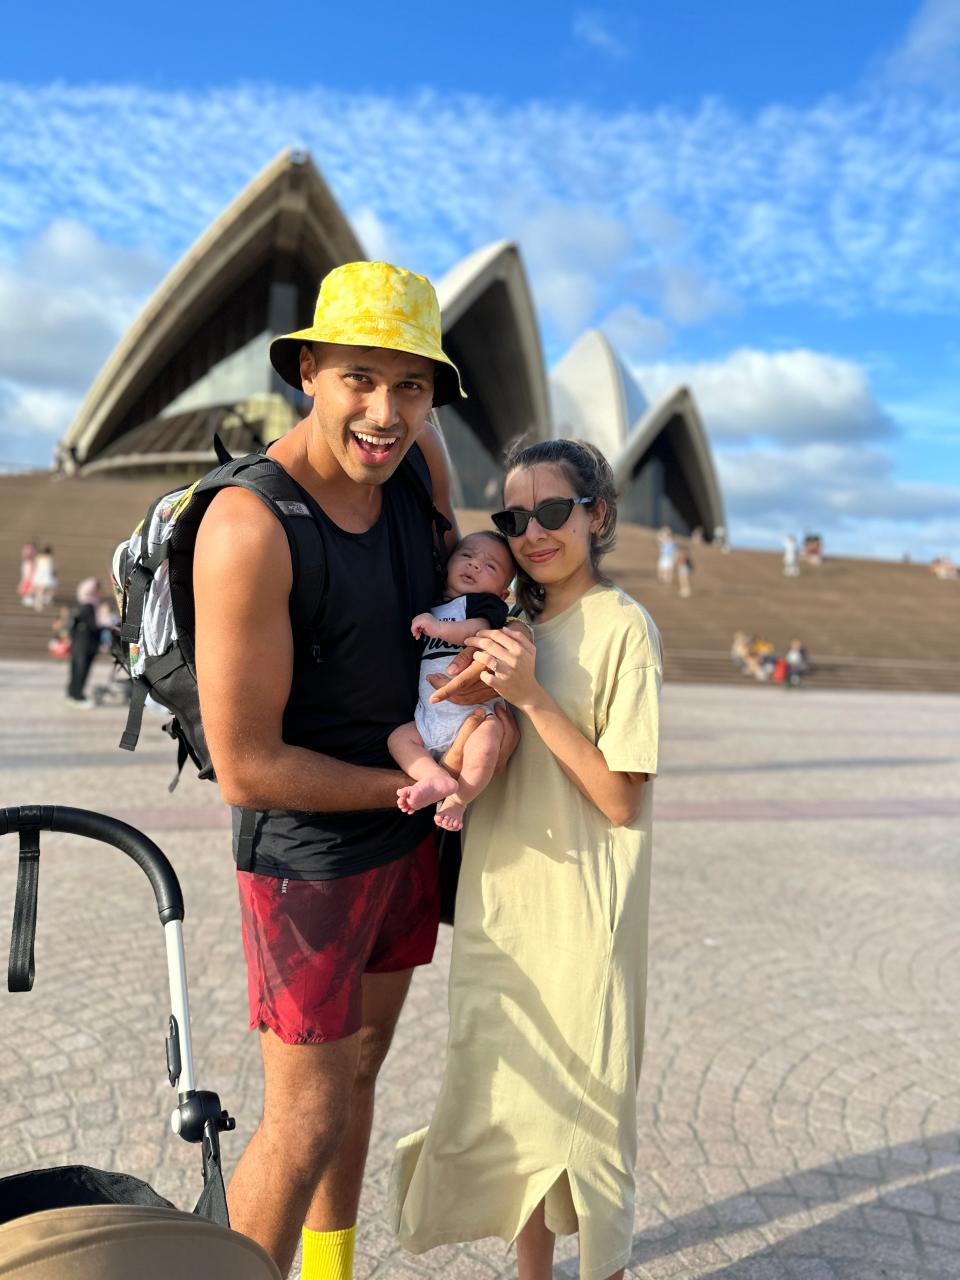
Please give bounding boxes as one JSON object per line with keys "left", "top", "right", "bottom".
{"left": 388, "top": 531, "right": 516, "bottom": 831}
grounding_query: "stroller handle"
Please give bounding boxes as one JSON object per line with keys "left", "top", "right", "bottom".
{"left": 0, "top": 805, "right": 184, "bottom": 924}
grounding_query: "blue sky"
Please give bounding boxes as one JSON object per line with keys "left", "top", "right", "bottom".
{"left": 1, "top": 0, "right": 959, "bottom": 559}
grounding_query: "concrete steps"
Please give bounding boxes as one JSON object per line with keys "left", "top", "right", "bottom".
{"left": 0, "top": 471, "right": 191, "bottom": 659}
{"left": 3, "top": 472, "right": 959, "bottom": 693}
{"left": 460, "top": 511, "right": 960, "bottom": 694}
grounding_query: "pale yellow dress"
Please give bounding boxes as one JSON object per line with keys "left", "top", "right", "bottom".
{"left": 390, "top": 585, "right": 662, "bottom": 1280}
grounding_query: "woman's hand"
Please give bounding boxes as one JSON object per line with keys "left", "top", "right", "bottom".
{"left": 463, "top": 627, "right": 541, "bottom": 711}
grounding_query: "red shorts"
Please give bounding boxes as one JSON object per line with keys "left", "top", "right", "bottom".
{"left": 237, "top": 832, "right": 440, "bottom": 1044}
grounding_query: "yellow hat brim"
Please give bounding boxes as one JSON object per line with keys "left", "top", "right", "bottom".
{"left": 269, "top": 323, "right": 465, "bottom": 407}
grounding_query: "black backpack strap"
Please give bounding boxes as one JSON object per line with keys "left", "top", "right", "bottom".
{"left": 400, "top": 445, "right": 452, "bottom": 592}
{"left": 201, "top": 454, "right": 328, "bottom": 640}
{"left": 120, "top": 677, "right": 149, "bottom": 752}
{"left": 236, "top": 809, "right": 258, "bottom": 874}
{"left": 168, "top": 730, "right": 189, "bottom": 793}
{"left": 212, "top": 432, "right": 234, "bottom": 466}
{"left": 120, "top": 643, "right": 187, "bottom": 754}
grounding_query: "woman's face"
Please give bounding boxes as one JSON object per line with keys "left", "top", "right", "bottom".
{"left": 501, "top": 462, "right": 601, "bottom": 587}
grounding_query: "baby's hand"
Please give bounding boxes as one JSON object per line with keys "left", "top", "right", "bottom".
{"left": 411, "top": 612, "right": 438, "bottom": 640}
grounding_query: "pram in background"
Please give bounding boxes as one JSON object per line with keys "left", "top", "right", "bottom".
{"left": 0, "top": 806, "right": 279, "bottom": 1279}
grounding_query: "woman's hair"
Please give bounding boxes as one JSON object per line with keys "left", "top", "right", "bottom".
{"left": 501, "top": 438, "right": 618, "bottom": 618}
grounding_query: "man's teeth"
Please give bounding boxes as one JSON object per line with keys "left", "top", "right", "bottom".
{"left": 354, "top": 432, "right": 398, "bottom": 447}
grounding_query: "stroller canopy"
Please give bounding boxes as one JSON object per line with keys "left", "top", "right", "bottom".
{"left": 0, "top": 1203, "right": 280, "bottom": 1278}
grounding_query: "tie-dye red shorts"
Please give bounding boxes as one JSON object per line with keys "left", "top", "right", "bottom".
{"left": 237, "top": 831, "right": 440, "bottom": 1044}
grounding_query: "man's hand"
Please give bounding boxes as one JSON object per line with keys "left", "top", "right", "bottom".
{"left": 438, "top": 707, "right": 486, "bottom": 774}
{"left": 439, "top": 703, "right": 518, "bottom": 776}
{"left": 491, "top": 701, "right": 519, "bottom": 773}
{"left": 427, "top": 650, "right": 498, "bottom": 705}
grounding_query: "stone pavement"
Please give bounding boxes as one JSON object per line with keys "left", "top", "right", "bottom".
{"left": 1, "top": 657, "right": 959, "bottom": 1279}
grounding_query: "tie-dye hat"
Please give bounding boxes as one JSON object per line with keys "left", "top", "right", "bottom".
{"left": 269, "top": 260, "right": 466, "bottom": 406}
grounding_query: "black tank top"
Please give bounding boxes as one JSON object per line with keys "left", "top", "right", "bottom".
{"left": 232, "top": 448, "right": 437, "bottom": 878}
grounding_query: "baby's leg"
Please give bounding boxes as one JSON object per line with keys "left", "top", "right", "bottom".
{"left": 388, "top": 722, "right": 458, "bottom": 814}
{"left": 436, "top": 715, "right": 504, "bottom": 831}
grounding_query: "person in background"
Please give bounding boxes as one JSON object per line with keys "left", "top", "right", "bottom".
{"left": 785, "top": 638, "right": 808, "bottom": 686}
{"left": 656, "top": 526, "right": 676, "bottom": 584}
{"left": 17, "top": 542, "right": 36, "bottom": 607}
{"left": 67, "top": 578, "right": 102, "bottom": 707}
{"left": 32, "top": 545, "right": 58, "bottom": 611}
{"left": 677, "top": 550, "right": 693, "bottom": 598}
{"left": 783, "top": 534, "right": 799, "bottom": 577}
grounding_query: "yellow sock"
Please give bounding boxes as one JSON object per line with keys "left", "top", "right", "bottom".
{"left": 300, "top": 1224, "right": 356, "bottom": 1280}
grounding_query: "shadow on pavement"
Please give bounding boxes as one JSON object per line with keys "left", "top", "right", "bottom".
{"left": 622, "top": 1135, "right": 960, "bottom": 1279}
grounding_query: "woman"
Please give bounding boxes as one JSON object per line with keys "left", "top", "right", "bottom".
{"left": 32, "top": 545, "right": 58, "bottom": 611}
{"left": 66, "top": 578, "right": 102, "bottom": 706}
{"left": 391, "top": 439, "right": 662, "bottom": 1280}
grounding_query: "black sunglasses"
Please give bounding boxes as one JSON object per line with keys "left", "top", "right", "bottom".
{"left": 491, "top": 496, "right": 595, "bottom": 539}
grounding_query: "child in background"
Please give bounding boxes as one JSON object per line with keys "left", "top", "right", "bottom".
{"left": 389, "top": 532, "right": 516, "bottom": 831}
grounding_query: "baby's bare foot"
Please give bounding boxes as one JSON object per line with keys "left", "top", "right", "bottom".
{"left": 397, "top": 773, "right": 458, "bottom": 814}
{"left": 435, "top": 798, "right": 465, "bottom": 831}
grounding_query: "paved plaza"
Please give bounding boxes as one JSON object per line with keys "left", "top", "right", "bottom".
{"left": 1, "top": 657, "right": 959, "bottom": 1278}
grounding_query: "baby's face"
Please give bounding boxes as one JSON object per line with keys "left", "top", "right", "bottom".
{"left": 446, "top": 535, "right": 513, "bottom": 598}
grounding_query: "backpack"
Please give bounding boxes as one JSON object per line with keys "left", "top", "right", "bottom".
{"left": 113, "top": 437, "right": 450, "bottom": 792}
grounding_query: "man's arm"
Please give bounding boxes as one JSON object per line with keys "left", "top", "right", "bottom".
{"left": 416, "top": 415, "right": 460, "bottom": 553}
{"left": 194, "top": 487, "right": 407, "bottom": 812}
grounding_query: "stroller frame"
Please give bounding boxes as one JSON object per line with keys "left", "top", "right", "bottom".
{"left": 0, "top": 805, "right": 235, "bottom": 1222}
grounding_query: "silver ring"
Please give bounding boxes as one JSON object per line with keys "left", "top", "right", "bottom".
{"left": 489, "top": 658, "right": 498, "bottom": 675}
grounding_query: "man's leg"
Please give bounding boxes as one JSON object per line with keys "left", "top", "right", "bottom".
{"left": 303, "top": 967, "right": 414, "bottom": 1229}
{"left": 227, "top": 1029, "right": 361, "bottom": 1277}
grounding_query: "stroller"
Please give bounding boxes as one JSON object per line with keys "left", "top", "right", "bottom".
{"left": 0, "top": 806, "right": 279, "bottom": 1278}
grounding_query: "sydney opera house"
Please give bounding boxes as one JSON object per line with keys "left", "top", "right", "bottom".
{"left": 62, "top": 149, "right": 725, "bottom": 536}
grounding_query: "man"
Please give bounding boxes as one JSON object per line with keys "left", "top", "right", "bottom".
{"left": 193, "top": 261, "right": 514, "bottom": 1279}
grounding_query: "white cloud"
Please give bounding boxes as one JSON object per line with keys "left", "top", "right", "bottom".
{"left": 716, "top": 442, "right": 960, "bottom": 558}
{"left": 349, "top": 206, "right": 397, "bottom": 262}
{"left": 572, "top": 10, "right": 627, "bottom": 58}
{"left": 884, "top": 0, "right": 960, "bottom": 93}
{"left": 531, "top": 269, "right": 598, "bottom": 339}
{"left": 516, "top": 205, "right": 633, "bottom": 337}
{"left": 633, "top": 348, "right": 894, "bottom": 444}
{"left": 2, "top": 82, "right": 958, "bottom": 326}
{"left": 0, "top": 218, "right": 162, "bottom": 467}
{"left": 0, "top": 80, "right": 958, "bottom": 559}
{"left": 622, "top": 346, "right": 960, "bottom": 556}
{"left": 519, "top": 205, "right": 632, "bottom": 275}
{"left": 657, "top": 265, "right": 734, "bottom": 325}
{"left": 0, "top": 220, "right": 163, "bottom": 391}
{"left": 601, "top": 303, "right": 671, "bottom": 358}
{"left": 0, "top": 380, "right": 80, "bottom": 468}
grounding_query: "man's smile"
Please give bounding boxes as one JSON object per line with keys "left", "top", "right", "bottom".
{"left": 349, "top": 428, "right": 401, "bottom": 464}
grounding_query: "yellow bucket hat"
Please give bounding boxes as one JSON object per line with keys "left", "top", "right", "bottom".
{"left": 269, "top": 260, "right": 466, "bottom": 406}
